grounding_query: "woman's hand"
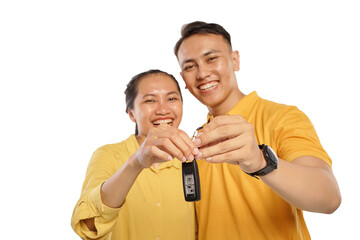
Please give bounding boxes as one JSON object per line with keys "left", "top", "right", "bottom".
{"left": 135, "top": 123, "right": 200, "bottom": 168}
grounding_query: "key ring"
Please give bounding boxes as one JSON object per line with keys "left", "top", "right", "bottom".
{"left": 191, "top": 126, "right": 203, "bottom": 141}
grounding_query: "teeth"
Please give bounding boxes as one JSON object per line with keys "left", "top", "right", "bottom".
{"left": 153, "top": 119, "right": 173, "bottom": 125}
{"left": 199, "top": 81, "right": 218, "bottom": 90}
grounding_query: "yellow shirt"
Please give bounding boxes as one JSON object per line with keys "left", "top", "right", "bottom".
{"left": 195, "top": 92, "right": 331, "bottom": 240}
{"left": 71, "top": 135, "right": 196, "bottom": 240}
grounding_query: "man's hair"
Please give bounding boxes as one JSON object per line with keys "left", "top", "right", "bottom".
{"left": 124, "top": 69, "right": 182, "bottom": 135}
{"left": 174, "top": 21, "right": 232, "bottom": 57}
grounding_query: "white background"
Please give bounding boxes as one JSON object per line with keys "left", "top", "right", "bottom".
{"left": 1, "top": 0, "right": 359, "bottom": 239}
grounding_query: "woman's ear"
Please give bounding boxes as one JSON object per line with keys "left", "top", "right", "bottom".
{"left": 127, "top": 110, "right": 136, "bottom": 123}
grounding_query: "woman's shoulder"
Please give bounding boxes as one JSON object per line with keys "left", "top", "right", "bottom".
{"left": 94, "top": 135, "right": 139, "bottom": 160}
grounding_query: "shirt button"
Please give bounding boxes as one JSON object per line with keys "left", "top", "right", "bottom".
{"left": 156, "top": 202, "right": 161, "bottom": 207}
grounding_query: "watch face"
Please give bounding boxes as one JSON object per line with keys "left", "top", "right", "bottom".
{"left": 265, "top": 146, "right": 278, "bottom": 165}
{"left": 245, "top": 145, "right": 278, "bottom": 178}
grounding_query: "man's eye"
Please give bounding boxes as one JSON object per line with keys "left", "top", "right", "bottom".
{"left": 208, "top": 56, "right": 218, "bottom": 62}
{"left": 184, "top": 64, "right": 195, "bottom": 71}
{"left": 145, "top": 99, "right": 155, "bottom": 103}
{"left": 168, "top": 97, "right": 177, "bottom": 101}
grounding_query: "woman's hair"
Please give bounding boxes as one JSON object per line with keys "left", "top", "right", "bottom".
{"left": 174, "top": 21, "right": 232, "bottom": 57}
{"left": 124, "top": 69, "right": 183, "bottom": 135}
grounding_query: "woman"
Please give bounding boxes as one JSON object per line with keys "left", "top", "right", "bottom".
{"left": 71, "top": 70, "right": 200, "bottom": 240}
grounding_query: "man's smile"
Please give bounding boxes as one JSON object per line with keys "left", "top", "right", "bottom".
{"left": 198, "top": 81, "right": 219, "bottom": 93}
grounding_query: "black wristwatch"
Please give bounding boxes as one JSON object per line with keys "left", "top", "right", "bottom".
{"left": 245, "top": 144, "right": 278, "bottom": 179}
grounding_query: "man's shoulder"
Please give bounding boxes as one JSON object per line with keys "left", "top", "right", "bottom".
{"left": 245, "top": 94, "right": 311, "bottom": 128}
{"left": 253, "top": 94, "right": 300, "bottom": 115}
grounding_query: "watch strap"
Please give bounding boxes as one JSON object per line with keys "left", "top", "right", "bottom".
{"left": 244, "top": 144, "right": 278, "bottom": 179}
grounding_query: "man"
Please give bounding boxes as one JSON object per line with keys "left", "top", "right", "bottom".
{"left": 174, "top": 21, "right": 341, "bottom": 239}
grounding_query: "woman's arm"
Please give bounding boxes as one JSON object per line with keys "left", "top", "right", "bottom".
{"left": 85, "top": 124, "right": 199, "bottom": 231}
{"left": 84, "top": 154, "right": 144, "bottom": 231}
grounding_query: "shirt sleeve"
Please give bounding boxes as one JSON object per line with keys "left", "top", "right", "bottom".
{"left": 71, "top": 146, "right": 122, "bottom": 239}
{"left": 273, "top": 106, "right": 332, "bottom": 167}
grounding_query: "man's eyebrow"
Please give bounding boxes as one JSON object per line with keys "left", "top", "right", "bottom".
{"left": 203, "top": 49, "right": 221, "bottom": 57}
{"left": 181, "top": 49, "right": 221, "bottom": 67}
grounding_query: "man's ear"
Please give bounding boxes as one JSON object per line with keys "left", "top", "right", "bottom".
{"left": 232, "top": 50, "right": 240, "bottom": 71}
{"left": 127, "top": 110, "right": 136, "bottom": 123}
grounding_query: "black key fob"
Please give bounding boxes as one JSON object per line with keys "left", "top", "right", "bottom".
{"left": 182, "top": 160, "right": 201, "bottom": 201}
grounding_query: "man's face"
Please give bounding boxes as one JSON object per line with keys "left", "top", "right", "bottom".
{"left": 177, "top": 34, "right": 240, "bottom": 114}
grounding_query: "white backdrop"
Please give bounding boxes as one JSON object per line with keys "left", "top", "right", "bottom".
{"left": 1, "top": 0, "right": 359, "bottom": 239}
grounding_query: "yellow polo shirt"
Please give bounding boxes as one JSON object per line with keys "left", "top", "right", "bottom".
{"left": 195, "top": 91, "right": 331, "bottom": 240}
{"left": 71, "top": 135, "right": 195, "bottom": 240}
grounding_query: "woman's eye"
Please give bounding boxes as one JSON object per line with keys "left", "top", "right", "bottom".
{"left": 168, "top": 97, "right": 177, "bottom": 101}
{"left": 145, "top": 99, "right": 155, "bottom": 103}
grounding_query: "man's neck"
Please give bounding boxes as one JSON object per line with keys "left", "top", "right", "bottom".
{"left": 208, "top": 89, "right": 245, "bottom": 116}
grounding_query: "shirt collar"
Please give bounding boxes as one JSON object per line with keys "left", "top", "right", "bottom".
{"left": 150, "top": 158, "right": 181, "bottom": 173}
{"left": 207, "top": 91, "right": 260, "bottom": 122}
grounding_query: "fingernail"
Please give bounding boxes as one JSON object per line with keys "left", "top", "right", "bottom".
{"left": 195, "top": 152, "right": 203, "bottom": 160}
{"left": 194, "top": 138, "right": 201, "bottom": 146}
{"left": 182, "top": 156, "right": 187, "bottom": 162}
{"left": 205, "top": 157, "right": 212, "bottom": 162}
{"left": 188, "top": 154, "right": 194, "bottom": 161}
{"left": 197, "top": 132, "right": 204, "bottom": 137}
{"left": 193, "top": 148, "right": 199, "bottom": 155}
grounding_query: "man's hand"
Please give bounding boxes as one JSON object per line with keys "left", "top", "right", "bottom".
{"left": 194, "top": 115, "right": 266, "bottom": 173}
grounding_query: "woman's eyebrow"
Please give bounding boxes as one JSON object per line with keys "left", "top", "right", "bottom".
{"left": 167, "top": 91, "right": 180, "bottom": 96}
{"left": 142, "top": 93, "right": 156, "bottom": 99}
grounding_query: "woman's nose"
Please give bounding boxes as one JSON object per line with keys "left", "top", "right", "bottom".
{"left": 155, "top": 101, "right": 170, "bottom": 115}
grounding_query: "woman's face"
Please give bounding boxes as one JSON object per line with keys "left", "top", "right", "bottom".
{"left": 128, "top": 73, "right": 183, "bottom": 142}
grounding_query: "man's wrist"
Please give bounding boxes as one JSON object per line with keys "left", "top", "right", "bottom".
{"left": 241, "top": 148, "right": 267, "bottom": 173}
{"left": 243, "top": 144, "right": 279, "bottom": 179}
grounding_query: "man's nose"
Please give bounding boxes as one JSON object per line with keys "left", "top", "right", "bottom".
{"left": 196, "top": 64, "right": 211, "bottom": 80}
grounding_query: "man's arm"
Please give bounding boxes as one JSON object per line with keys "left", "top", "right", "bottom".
{"left": 194, "top": 115, "right": 341, "bottom": 213}
{"left": 261, "top": 155, "right": 341, "bottom": 213}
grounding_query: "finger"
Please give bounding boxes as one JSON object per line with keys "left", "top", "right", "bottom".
{"left": 201, "top": 115, "right": 246, "bottom": 132}
{"left": 137, "top": 144, "right": 173, "bottom": 168}
{"left": 155, "top": 125, "right": 199, "bottom": 161}
{"left": 149, "top": 145, "right": 175, "bottom": 162}
{"left": 152, "top": 137, "right": 188, "bottom": 162}
{"left": 204, "top": 148, "right": 244, "bottom": 164}
{"left": 195, "top": 121, "right": 251, "bottom": 148}
{"left": 198, "top": 135, "right": 245, "bottom": 160}
{"left": 205, "top": 145, "right": 264, "bottom": 174}
{"left": 176, "top": 130, "right": 200, "bottom": 160}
